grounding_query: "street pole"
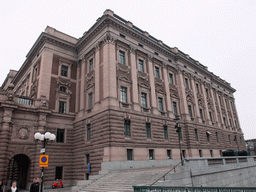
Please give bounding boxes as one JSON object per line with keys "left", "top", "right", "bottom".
{"left": 41, "top": 138, "right": 46, "bottom": 192}
{"left": 174, "top": 117, "right": 183, "bottom": 166}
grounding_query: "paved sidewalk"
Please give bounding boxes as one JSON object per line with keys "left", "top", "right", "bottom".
{"left": 19, "top": 186, "right": 73, "bottom": 192}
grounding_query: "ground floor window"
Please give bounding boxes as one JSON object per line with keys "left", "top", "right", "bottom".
{"left": 127, "top": 149, "right": 133, "bottom": 161}
{"left": 149, "top": 149, "right": 154, "bottom": 160}
{"left": 55, "top": 166, "right": 63, "bottom": 180}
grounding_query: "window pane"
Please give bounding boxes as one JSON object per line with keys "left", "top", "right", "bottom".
{"left": 120, "top": 87, "right": 127, "bottom": 103}
{"left": 89, "top": 59, "right": 93, "bottom": 72}
{"left": 149, "top": 149, "right": 154, "bottom": 160}
{"left": 164, "top": 125, "right": 168, "bottom": 140}
{"left": 124, "top": 119, "right": 131, "bottom": 136}
{"left": 195, "top": 129, "right": 198, "bottom": 141}
{"left": 200, "top": 109, "right": 204, "bottom": 121}
{"left": 57, "top": 129, "right": 65, "bottom": 143}
{"left": 209, "top": 112, "right": 213, "bottom": 122}
{"left": 173, "top": 102, "right": 177, "bottom": 115}
{"left": 185, "top": 78, "right": 189, "bottom": 89}
{"left": 59, "top": 101, "right": 66, "bottom": 113}
{"left": 61, "top": 65, "right": 68, "bottom": 77}
{"left": 167, "top": 150, "right": 171, "bottom": 159}
{"left": 141, "top": 92, "right": 147, "bottom": 108}
{"left": 119, "top": 50, "right": 125, "bottom": 64}
{"left": 60, "top": 86, "right": 66, "bottom": 92}
{"left": 146, "top": 123, "right": 151, "bottom": 138}
{"left": 55, "top": 167, "right": 63, "bottom": 180}
{"left": 158, "top": 97, "right": 163, "bottom": 111}
{"left": 88, "top": 92, "right": 93, "bottom": 108}
{"left": 216, "top": 132, "right": 219, "bottom": 143}
{"left": 188, "top": 105, "right": 193, "bottom": 118}
{"left": 87, "top": 124, "right": 91, "bottom": 140}
{"left": 127, "top": 149, "right": 133, "bottom": 161}
{"left": 196, "top": 84, "right": 200, "bottom": 94}
{"left": 139, "top": 59, "right": 144, "bottom": 72}
{"left": 155, "top": 67, "right": 160, "bottom": 78}
{"left": 169, "top": 73, "right": 173, "bottom": 84}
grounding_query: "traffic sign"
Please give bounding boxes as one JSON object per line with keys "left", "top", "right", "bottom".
{"left": 39, "top": 155, "right": 49, "bottom": 167}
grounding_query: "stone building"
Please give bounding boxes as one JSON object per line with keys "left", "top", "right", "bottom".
{"left": 0, "top": 9, "right": 245, "bottom": 189}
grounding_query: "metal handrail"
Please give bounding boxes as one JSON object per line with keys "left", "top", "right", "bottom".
{"left": 150, "top": 161, "right": 182, "bottom": 186}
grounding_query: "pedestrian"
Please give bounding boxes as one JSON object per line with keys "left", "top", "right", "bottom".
{"left": 0, "top": 180, "right": 3, "bottom": 192}
{"left": 29, "top": 177, "right": 40, "bottom": 192}
{"left": 8, "top": 181, "right": 18, "bottom": 192}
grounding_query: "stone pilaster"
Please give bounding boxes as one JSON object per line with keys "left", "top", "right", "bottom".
{"left": 191, "top": 77, "right": 200, "bottom": 122}
{"left": 80, "top": 58, "right": 86, "bottom": 110}
{"left": 162, "top": 65, "right": 172, "bottom": 118}
{"left": 201, "top": 83, "right": 211, "bottom": 125}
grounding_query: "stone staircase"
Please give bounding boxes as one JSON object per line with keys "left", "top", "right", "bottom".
{"left": 72, "top": 166, "right": 177, "bottom": 192}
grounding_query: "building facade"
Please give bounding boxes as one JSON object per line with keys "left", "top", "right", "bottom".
{"left": 0, "top": 10, "right": 245, "bottom": 189}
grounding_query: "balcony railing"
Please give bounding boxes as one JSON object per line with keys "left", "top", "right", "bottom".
{"left": 18, "top": 97, "right": 34, "bottom": 105}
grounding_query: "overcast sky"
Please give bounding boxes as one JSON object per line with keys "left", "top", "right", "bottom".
{"left": 1, "top": 1, "right": 255, "bottom": 140}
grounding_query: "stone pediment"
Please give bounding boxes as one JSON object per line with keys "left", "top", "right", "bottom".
{"left": 138, "top": 82, "right": 150, "bottom": 89}
{"left": 137, "top": 71, "right": 148, "bottom": 80}
{"left": 156, "top": 88, "right": 165, "bottom": 94}
{"left": 116, "top": 63, "right": 130, "bottom": 73}
{"left": 85, "top": 83, "right": 95, "bottom": 91}
{"left": 118, "top": 76, "right": 132, "bottom": 84}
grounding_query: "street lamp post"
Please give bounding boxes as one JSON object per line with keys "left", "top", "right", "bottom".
{"left": 34, "top": 132, "right": 56, "bottom": 192}
{"left": 174, "top": 117, "right": 183, "bottom": 166}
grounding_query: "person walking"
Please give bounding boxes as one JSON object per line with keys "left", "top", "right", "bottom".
{"left": 0, "top": 180, "right": 3, "bottom": 192}
{"left": 29, "top": 178, "right": 40, "bottom": 192}
{"left": 8, "top": 181, "right": 18, "bottom": 192}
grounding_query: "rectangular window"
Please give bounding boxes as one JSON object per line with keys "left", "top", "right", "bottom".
{"left": 55, "top": 166, "right": 63, "bottom": 180}
{"left": 86, "top": 154, "right": 90, "bottom": 164}
{"left": 173, "top": 102, "right": 178, "bottom": 115}
{"left": 146, "top": 123, "right": 151, "bottom": 138}
{"left": 158, "top": 97, "right": 164, "bottom": 111}
{"left": 228, "top": 135, "right": 231, "bottom": 144}
{"left": 188, "top": 105, "right": 193, "bottom": 118}
{"left": 164, "top": 125, "right": 168, "bottom": 140}
{"left": 127, "top": 149, "right": 133, "bottom": 161}
{"left": 216, "top": 132, "right": 219, "bottom": 143}
{"left": 229, "top": 119, "right": 233, "bottom": 128}
{"left": 182, "top": 150, "right": 186, "bottom": 158}
{"left": 119, "top": 50, "right": 125, "bottom": 64}
{"left": 195, "top": 129, "right": 199, "bottom": 141}
{"left": 155, "top": 66, "right": 160, "bottom": 79}
{"left": 88, "top": 92, "right": 93, "bottom": 108}
{"left": 206, "top": 132, "right": 210, "bottom": 142}
{"left": 87, "top": 124, "right": 91, "bottom": 140}
{"left": 169, "top": 73, "right": 174, "bottom": 84}
{"left": 206, "top": 88, "right": 209, "bottom": 98}
{"left": 60, "top": 86, "right": 66, "bottom": 93}
{"left": 225, "top": 99, "right": 229, "bottom": 109}
{"left": 149, "top": 149, "right": 154, "bottom": 160}
{"left": 235, "top": 120, "right": 238, "bottom": 128}
{"left": 219, "top": 96, "right": 222, "bottom": 105}
{"left": 167, "top": 150, "right": 171, "bottom": 159}
{"left": 210, "top": 150, "right": 213, "bottom": 157}
{"left": 89, "top": 58, "right": 93, "bottom": 72}
{"left": 57, "top": 129, "right": 65, "bottom": 143}
{"left": 199, "top": 150, "right": 202, "bottom": 157}
{"left": 141, "top": 92, "right": 147, "bottom": 108}
{"left": 124, "top": 119, "right": 131, "bottom": 137}
{"left": 196, "top": 84, "right": 200, "bottom": 94}
{"left": 200, "top": 109, "right": 204, "bottom": 121}
{"left": 223, "top": 117, "right": 226, "bottom": 127}
{"left": 230, "top": 101, "right": 234, "bottom": 109}
{"left": 209, "top": 112, "right": 213, "bottom": 123}
{"left": 120, "top": 86, "right": 127, "bottom": 103}
{"left": 61, "top": 65, "right": 68, "bottom": 77}
{"left": 138, "top": 59, "right": 144, "bottom": 72}
{"left": 185, "top": 78, "right": 189, "bottom": 89}
{"left": 58, "top": 101, "right": 66, "bottom": 114}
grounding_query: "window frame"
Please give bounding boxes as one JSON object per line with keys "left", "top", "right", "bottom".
{"left": 56, "top": 129, "right": 65, "bottom": 143}
{"left": 119, "top": 50, "right": 126, "bottom": 65}
{"left": 138, "top": 59, "right": 144, "bottom": 72}
{"left": 141, "top": 92, "right": 147, "bottom": 108}
{"left": 158, "top": 97, "right": 164, "bottom": 112}
{"left": 169, "top": 73, "right": 174, "bottom": 84}
{"left": 55, "top": 166, "right": 63, "bottom": 180}
{"left": 149, "top": 149, "right": 154, "bottom": 160}
{"left": 87, "top": 124, "right": 91, "bottom": 141}
{"left": 146, "top": 122, "right": 151, "bottom": 138}
{"left": 88, "top": 92, "right": 93, "bottom": 109}
{"left": 164, "top": 125, "right": 168, "bottom": 140}
{"left": 127, "top": 149, "right": 133, "bottom": 161}
{"left": 89, "top": 58, "right": 94, "bottom": 72}
{"left": 155, "top": 66, "right": 160, "bottom": 79}
{"left": 120, "top": 86, "right": 128, "bottom": 103}
{"left": 167, "top": 150, "right": 172, "bottom": 159}
{"left": 124, "top": 119, "right": 131, "bottom": 137}
{"left": 58, "top": 101, "right": 67, "bottom": 114}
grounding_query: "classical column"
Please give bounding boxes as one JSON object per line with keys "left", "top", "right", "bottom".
{"left": 80, "top": 57, "right": 86, "bottom": 110}
{"left": 37, "top": 49, "right": 53, "bottom": 100}
{"left": 94, "top": 43, "right": 101, "bottom": 106}
{"left": 176, "top": 70, "right": 190, "bottom": 120}
{"left": 101, "top": 33, "right": 118, "bottom": 106}
{"left": 163, "top": 65, "right": 172, "bottom": 118}
{"left": 0, "top": 107, "right": 14, "bottom": 182}
{"left": 147, "top": 55, "right": 158, "bottom": 115}
{"left": 223, "top": 95, "right": 231, "bottom": 129}
{"left": 190, "top": 77, "right": 200, "bottom": 122}
{"left": 201, "top": 83, "right": 211, "bottom": 125}
{"left": 210, "top": 88, "right": 219, "bottom": 127}
{"left": 130, "top": 47, "right": 140, "bottom": 111}
{"left": 75, "top": 61, "right": 81, "bottom": 112}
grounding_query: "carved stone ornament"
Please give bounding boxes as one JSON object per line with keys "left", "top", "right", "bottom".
{"left": 85, "top": 83, "right": 95, "bottom": 91}
{"left": 198, "top": 98, "right": 205, "bottom": 107}
{"left": 221, "top": 107, "right": 226, "bottom": 115}
{"left": 155, "top": 78, "right": 163, "bottom": 86}
{"left": 40, "top": 96, "right": 48, "bottom": 108}
{"left": 183, "top": 71, "right": 191, "bottom": 78}
{"left": 137, "top": 71, "right": 148, "bottom": 80}
{"left": 116, "top": 63, "right": 130, "bottom": 73}
{"left": 86, "top": 71, "right": 95, "bottom": 82}
{"left": 138, "top": 82, "right": 150, "bottom": 89}
{"left": 7, "top": 89, "right": 14, "bottom": 101}
{"left": 186, "top": 94, "right": 194, "bottom": 103}
{"left": 118, "top": 76, "right": 132, "bottom": 84}
{"left": 216, "top": 105, "right": 220, "bottom": 113}
{"left": 228, "top": 110, "right": 232, "bottom": 117}
{"left": 104, "top": 33, "right": 115, "bottom": 44}
{"left": 171, "top": 92, "right": 179, "bottom": 99}
{"left": 57, "top": 77, "right": 71, "bottom": 87}
{"left": 16, "top": 125, "right": 30, "bottom": 140}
